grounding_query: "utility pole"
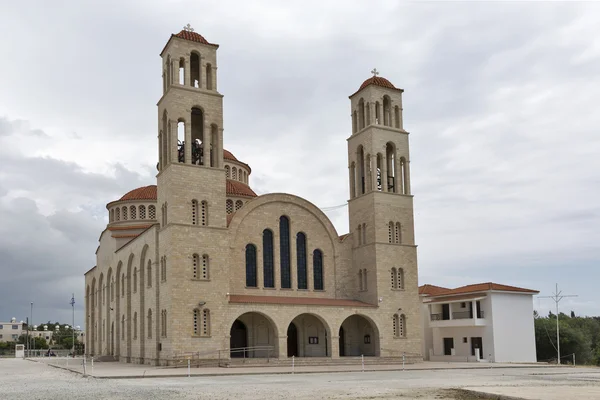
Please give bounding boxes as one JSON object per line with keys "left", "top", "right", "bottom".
{"left": 539, "top": 283, "right": 578, "bottom": 365}
{"left": 31, "top": 302, "right": 34, "bottom": 354}
{"left": 70, "top": 294, "right": 75, "bottom": 357}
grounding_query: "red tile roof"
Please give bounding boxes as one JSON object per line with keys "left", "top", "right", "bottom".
{"left": 350, "top": 76, "right": 404, "bottom": 97}
{"left": 223, "top": 149, "right": 238, "bottom": 162}
{"left": 419, "top": 282, "right": 539, "bottom": 297}
{"left": 119, "top": 185, "right": 157, "bottom": 201}
{"left": 173, "top": 30, "right": 216, "bottom": 46}
{"left": 226, "top": 179, "right": 257, "bottom": 198}
{"left": 229, "top": 295, "right": 376, "bottom": 308}
{"left": 419, "top": 284, "right": 450, "bottom": 296}
{"left": 338, "top": 233, "right": 350, "bottom": 242}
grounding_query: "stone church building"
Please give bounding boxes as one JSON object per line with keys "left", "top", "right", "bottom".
{"left": 84, "top": 27, "right": 421, "bottom": 365}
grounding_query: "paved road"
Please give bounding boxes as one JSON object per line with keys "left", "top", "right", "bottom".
{"left": 2, "top": 358, "right": 600, "bottom": 399}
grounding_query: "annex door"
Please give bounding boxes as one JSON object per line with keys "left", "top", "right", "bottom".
{"left": 471, "top": 337, "right": 483, "bottom": 358}
{"left": 287, "top": 323, "right": 298, "bottom": 357}
{"left": 442, "top": 304, "right": 450, "bottom": 320}
{"left": 230, "top": 320, "right": 247, "bottom": 358}
{"left": 443, "top": 337, "right": 454, "bottom": 356}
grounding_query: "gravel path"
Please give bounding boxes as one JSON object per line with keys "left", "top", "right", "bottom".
{"left": 2, "top": 358, "right": 599, "bottom": 399}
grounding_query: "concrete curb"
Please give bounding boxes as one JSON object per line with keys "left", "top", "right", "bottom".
{"left": 451, "top": 388, "right": 527, "bottom": 400}
{"left": 36, "top": 362, "right": 564, "bottom": 380}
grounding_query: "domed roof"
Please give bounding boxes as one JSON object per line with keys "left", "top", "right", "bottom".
{"left": 359, "top": 76, "right": 396, "bottom": 91}
{"left": 350, "top": 75, "right": 403, "bottom": 97}
{"left": 226, "top": 179, "right": 257, "bottom": 198}
{"left": 223, "top": 149, "right": 238, "bottom": 162}
{"left": 173, "top": 29, "right": 217, "bottom": 46}
{"left": 119, "top": 185, "right": 157, "bottom": 201}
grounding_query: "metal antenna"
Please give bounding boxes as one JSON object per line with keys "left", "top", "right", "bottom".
{"left": 538, "top": 283, "right": 577, "bottom": 365}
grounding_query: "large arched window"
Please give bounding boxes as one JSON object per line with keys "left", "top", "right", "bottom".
{"left": 280, "top": 216, "right": 291, "bottom": 289}
{"left": 383, "top": 95, "right": 391, "bottom": 126}
{"left": 296, "top": 232, "right": 307, "bottom": 290}
{"left": 245, "top": 244, "right": 257, "bottom": 287}
{"left": 191, "top": 107, "right": 204, "bottom": 165}
{"left": 386, "top": 142, "right": 396, "bottom": 193}
{"left": 263, "top": 229, "right": 274, "bottom": 288}
{"left": 313, "top": 249, "right": 323, "bottom": 290}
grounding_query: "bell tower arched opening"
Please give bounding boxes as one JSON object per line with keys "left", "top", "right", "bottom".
{"left": 190, "top": 52, "right": 200, "bottom": 88}
{"left": 191, "top": 107, "right": 204, "bottom": 165}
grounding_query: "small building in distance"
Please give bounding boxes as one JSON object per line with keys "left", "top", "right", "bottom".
{"left": 0, "top": 318, "right": 26, "bottom": 342}
{"left": 419, "top": 283, "right": 538, "bottom": 363}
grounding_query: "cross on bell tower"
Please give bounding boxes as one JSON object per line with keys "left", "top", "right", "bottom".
{"left": 370, "top": 68, "right": 379, "bottom": 77}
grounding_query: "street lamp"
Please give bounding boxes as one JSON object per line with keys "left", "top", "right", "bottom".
{"left": 30, "top": 302, "right": 34, "bottom": 354}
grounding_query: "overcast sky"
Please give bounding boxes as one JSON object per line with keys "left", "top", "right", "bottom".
{"left": 1, "top": 1, "right": 599, "bottom": 327}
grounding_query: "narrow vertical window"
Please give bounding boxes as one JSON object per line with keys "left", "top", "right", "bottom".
{"left": 190, "top": 52, "right": 200, "bottom": 88}
{"left": 225, "top": 165, "right": 230, "bottom": 178}
{"left": 147, "top": 309, "right": 152, "bottom": 339}
{"left": 179, "top": 57, "right": 185, "bottom": 85}
{"left": 296, "top": 232, "right": 307, "bottom": 290}
{"left": 362, "top": 223, "right": 366, "bottom": 244}
{"left": 245, "top": 244, "right": 257, "bottom": 287}
{"left": 202, "top": 309, "right": 210, "bottom": 336}
{"left": 388, "top": 222, "right": 394, "bottom": 243}
{"left": 393, "top": 314, "right": 398, "bottom": 337}
{"left": 263, "top": 229, "right": 274, "bottom": 288}
{"left": 394, "top": 106, "right": 400, "bottom": 128}
{"left": 122, "top": 206, "right": 128, "bottom": 220}
{"left": 191, "top": 199, "right": 198, "bottom": 225}
{"left": 232, "top": 167, "right": 237, "bottom": 180}
{"left": 192, "top": 254, "right": 199, "bottom": 279}
{"left": 121, "top": 274, "right": 124, "bottom": 297}
{"left": 395, "top": 222, "right": 401, "bottom": 244}
{"left": 359, "top": 270, "right": 363, "bottom": 291}
{"left": 226, "top": 199, "right": 233, "bottom": 214}
{"left": 149, "top": 205, "right": 156, "bottom": 219}
{"left": 147, "top": 260, "right": 152, "bottom": 288}
{"left": 110, "top": 209, "right": 114, "bottom": 222}
{"left": 116, "top": 208, "right": 120, "bottom": 221}
{"left": 130, "top": 205, "right": 136, "bottom": 220}
{"left": 202, "top": 254, "right": 209, "bottom": 279}
{"left": 399, "top": 314, "right": 406, "bottom": 337}
{"left": 193, "top": 309, "right": 199, "bottom": 335}
{"left": 201, "top": 201, "right": 208, "bottom": 226}
{"left": 398, "top": 268, "right": 404, "bottom": 289}
{"left": 121, "top": 315, "right": 125, "bottom": 340}
{"left": 139, "top": 205, "right": 146, "bottom": 219}
{"left": 133, "top": 268, "right": 137, "bottom": 293}
{"left": 357, "top": 225, "right": 362, "bottom": 246}
{"left": 391, "top": 268, "right": 397, "bottom": 289}
{"left": 362, "top": 268, "right": 367, "bottom": 291}
{"left": 235, "top": 200, "right": 243, "bottom": 210}
{"left": 133, "top": 312, "right": 138, "bottom": 339}
{"left": 280, "top": 216, "right": 291, "bottom": 289}
{"left": 313, "top": 249, "right": 323, "bottom": 290}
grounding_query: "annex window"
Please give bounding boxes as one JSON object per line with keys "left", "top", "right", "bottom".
{"left": 139, "top": 205, "right": 146, "bottom": 219}
{"left": 148, "top": 205, "right": 156, "bottom": 220}
{"left": 192, "top": 254, "right": 199, "bottom": 279}
{"left": 192, "top": 199, "right": 198, "bottom": 225}
{"left": 202, "top": 309, "right": 210, "bottom": 336}
{"left": 226, "top": 199, "right": 233, "bottom": 214}
{"left": 130, "top": 205, "right": 136, "bottom": 220}
{"left": 201, "top": 201, "right": 208, "bottom": 226}
{"left": 201, "top": 254, "right": 209, "bottom": 280}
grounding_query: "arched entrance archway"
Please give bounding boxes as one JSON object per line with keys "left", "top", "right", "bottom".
{"left": 230, "top": 320, "right": 247, "bottom": 358}
{"left": 287, "top": 323, "right": 298, "bottom": 357}
{"left": 339, "top": 314, "right": 380, "bottom": 357}
{"left": 229, "top": 312, "right": 278, "bottom": 358}
{"left": 286, "top": 313, "right": 330, "bottom": 357}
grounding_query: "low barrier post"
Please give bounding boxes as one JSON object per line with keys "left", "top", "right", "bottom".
{"left": 402, "top": 352, "right": 405, "bottom": 371}
{"left": 187, "top": 359, "right": 190, "bottom": 377}
{"left": 292, "top": 355, "right": 295, "bottom": 374}
{"left": 361, "top": 354, "right": 364, "bottom": 372}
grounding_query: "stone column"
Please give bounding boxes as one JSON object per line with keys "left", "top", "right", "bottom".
{"left": 381, "top": 156, "right": 388, "bottom": 192}
{"left": 203, "top": 122, "right": 211, "bottom": 167}
{"left": 330, "top": 335, "right": 340, "bottom": 359}
{"left": 278, "top": 335, "right": 288, "bottom": 359}
{"left": 170, "top": 120, "right": 178, "bottom": 163}
{"left": 184, "top": 121, "right": 191, "bottom": 164}
{"left": 395, "top": 152, "right": 401, "bottom": 194}
{"left": 404, "top": 159, "right": 411, "bottom": 195}
{"left": 184, "top": 57, "right": 191, "bottom": 87}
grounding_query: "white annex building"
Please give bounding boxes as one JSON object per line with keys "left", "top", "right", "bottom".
{"left": 84, "top": 26, "right": 422, "bottom": 365}
{"left": 419, "top": 283, "right": 539, "bottom": 363}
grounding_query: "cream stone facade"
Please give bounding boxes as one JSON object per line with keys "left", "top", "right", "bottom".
{"left": 84, "top": 28, "right": 422, "bottom": 365}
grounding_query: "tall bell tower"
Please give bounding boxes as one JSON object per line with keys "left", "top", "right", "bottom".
{"left": 156, "top": 26, "right": 229, "bottom": 357}
{"left": 157, "top": 24, "right": 226, "bottom": 228}
{"left": 347, "top": 70, "right": 420, "bottom": 348}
